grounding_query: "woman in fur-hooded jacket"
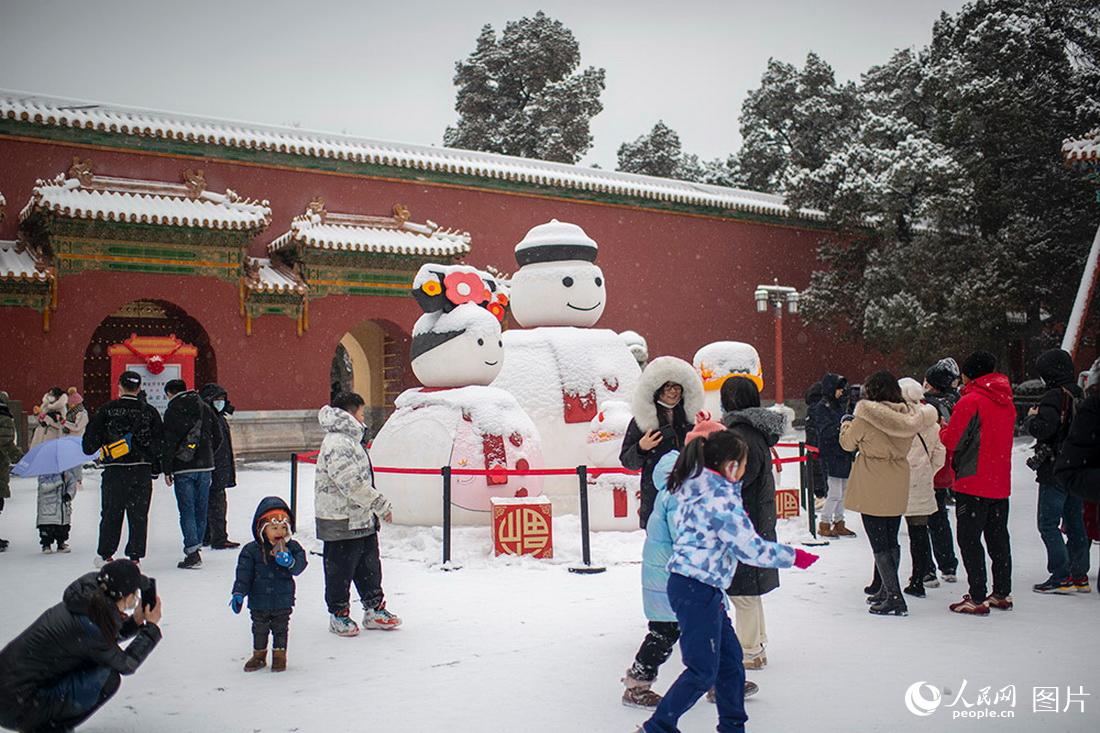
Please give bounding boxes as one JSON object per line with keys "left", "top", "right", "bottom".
{"left": 619, "top": 357, "right": 704, "bottom": 529}
{"left": 840, "top": 371, "right": 938, "bottom": 616}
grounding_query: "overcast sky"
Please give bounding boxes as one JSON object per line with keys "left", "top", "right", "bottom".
{"left": 0, "top": 0, "right": 967, "bottom": 169}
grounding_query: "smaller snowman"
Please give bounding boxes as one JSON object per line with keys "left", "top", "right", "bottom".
{"left": 693, "top": 342, "right": 764, "bottom": 418}
{"left": 619, "top": 331, "right": 649, "bottom": 370}
{"left": 584, "top": 400, "right": 642, "bottom": 531}
{"left": 369, "top": 264, "right": 542, "bottom": 526}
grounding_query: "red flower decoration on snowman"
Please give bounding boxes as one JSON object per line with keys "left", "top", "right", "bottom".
{"left": 444, "top": 271, "right": 491, "bottom": 307}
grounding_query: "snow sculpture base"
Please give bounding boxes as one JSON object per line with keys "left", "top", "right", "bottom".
{"left": 493, "top": 327, "right": 640, "bottom": 518}
{"left": 370, "top": 386, "right": 543, "bottom": 527}
{"left": 491, "top": 496, "right": 553, "bottom": 558}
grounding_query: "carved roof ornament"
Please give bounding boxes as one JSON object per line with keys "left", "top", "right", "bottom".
{"left": 392, "top": 203, "right": 410, "bottom": 224}
{"left": 307, "top": 196, "right": 327, "bottom": 221}
{"left": 241, "top": 255, "right": 262, "bottom": 284}
{"left": 182, "top": 169, "right": 206, "bottom": 199}
{"left": 68, "top": 157, "right": 94, "bottom": 186}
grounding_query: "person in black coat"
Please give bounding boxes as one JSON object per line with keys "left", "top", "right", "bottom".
{"left": 808, "top": 372, "right": 856, "bottom": 537}
{"left": 161, "top": 379, "right": 222, "bottom": 570}
{"left": 619, "top": 357, "right": 704, "bottom": 529}
{"left": 720, "top": 376, "right": 785, "bottom": 671}
{"left": 803, "top": 381, "right": 828, "bottom": 499}
{"left": 0, "top": 560, "right": 162, "bottom": 732}
{"left": 199, "top": 383, "right": 239, "bottom": 550}
{"left": 1026, "top": 349, "right": 1090, "bottom": 592}
{"left": 922, "top": 357, "right": 961, "bottom": 584}
{"left": 82, "top": 370, "right": 165, "bottom": 564}
{"left": 1055, "top": 365, "right": 1100, "bottom": 590}
{"left": 230, "top": 496, "right": 307, "bottom": 673}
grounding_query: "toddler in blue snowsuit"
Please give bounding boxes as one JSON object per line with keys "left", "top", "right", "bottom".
{"left": 230, "top": 496, "right": 307, "bottom": 672}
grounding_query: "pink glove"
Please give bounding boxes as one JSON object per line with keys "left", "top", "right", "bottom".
{"left": 695, "top": 410, "right": 712, "bottom": 423}
{"left": 793, "top": 549, "right": 819, "bottom": 569}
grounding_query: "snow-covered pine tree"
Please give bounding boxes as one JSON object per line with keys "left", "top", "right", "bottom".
{"left": 443, "top": 12, "right": 606, "bottom": 164}
{"left": 785, "top": 0, "right": 1100, "bottom": 373}
{"left": 738, "top": 53, "right": 862, "bottom": 195}
{"left": 616, "top": 121, "right": 745, "bottom": 185}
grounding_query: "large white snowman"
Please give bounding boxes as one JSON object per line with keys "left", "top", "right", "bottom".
{"left": 693, "top": 341, "right": 764, "bottom": 417}
{"left": 584, "top": 400, "right": 642, "bottom": 531}
{"left": 370, "top": 263, "right": 543, "bottom": 526}
{"left": 492, "top": 220, "right": 641, "bottom": 514}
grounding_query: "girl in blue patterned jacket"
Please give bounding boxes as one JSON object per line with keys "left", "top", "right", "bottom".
{"left": 640, "top": 431, "right": 819, "bottom": 733}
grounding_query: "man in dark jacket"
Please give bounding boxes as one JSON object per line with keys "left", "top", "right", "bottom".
{"left": 620, "top": 357, "right": 702, "bottom": 529}
{"left": 1055, "top": 361, "right": 1100, "bottom": 594}
{"left": 0, "top": 391, "right": 23, "bottom": 552}
{"left": 803, "top": 381, "right": 828, "bottom": 499}
{"left": 721, "top": 376, "right": 784, "bottom": 671}
{"left": 200, "top": 383, "right": 239, "bottom": 550}
{"left": 0, "top": 560, "right": 162, "bottom": 732}
{"left": 809, "top": 373, "right": 856, "bottom": 537}
{"left": 1026, "top": 349, "right": 1090, "bottom": 593}
{"left": 82, "top": 371, "right": 164, "bottom": 566}
{"left": 161, "top": 379, "right": 221, "bottom": 570}
{"left": 941, "top": 351, "right": 1017, "bottom": 615}
{"left": 923, "top": 357, "right": 961, "bottom": 585}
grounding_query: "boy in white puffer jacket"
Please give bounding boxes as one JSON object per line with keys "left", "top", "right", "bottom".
{"left": 315, "top": 392, "right": 400, "bottom": 637}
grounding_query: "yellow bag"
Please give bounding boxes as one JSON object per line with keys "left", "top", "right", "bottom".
{"left": 99, "top": 435, "right": 131, "bottom": 462}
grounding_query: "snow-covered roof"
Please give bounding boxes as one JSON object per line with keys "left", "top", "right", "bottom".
{"left": 0, "top": 240, "right": 51, "bottom": 282}
{"left": 1063, "top": 129, "right": 1100, "bottom": 163}
{"left": 243, "top": 257, "right": 307, "bottom": 295}
{"left": 0, "top": 190, "right": 6, "bottom": 222}
{"left": 269, "top": 200, "right": 471, "bottom": 257}
{"left": 0, "top": 91, "right": 817, "bottom": 221}
{"left": 19, "top": 159, "right": 271, "bottom": 232}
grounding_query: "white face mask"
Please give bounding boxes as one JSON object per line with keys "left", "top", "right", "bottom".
{"left": 213, "top": 399, "right": 226, "bottom": 413}
{"left": 123, "top": 593, "right": 139, "bottom": 612}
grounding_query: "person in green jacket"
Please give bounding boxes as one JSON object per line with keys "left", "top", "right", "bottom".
{"left": 0, "top": 391, "right": 25, "bottom": 551}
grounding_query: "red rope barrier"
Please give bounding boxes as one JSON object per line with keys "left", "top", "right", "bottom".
{"left": 295, "top": 452, "right": 811, "bottom": 474}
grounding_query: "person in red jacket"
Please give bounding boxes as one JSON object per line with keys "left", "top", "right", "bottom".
{"left": 939, "top": 351, "right": 1017, "bottom": 615}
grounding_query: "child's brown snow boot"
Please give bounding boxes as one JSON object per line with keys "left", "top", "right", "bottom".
{"left": 244, "top": 649, "right": 267, "bottom": 672}
{"left": 271, "top": 648, "right": 287, "bottom": 672}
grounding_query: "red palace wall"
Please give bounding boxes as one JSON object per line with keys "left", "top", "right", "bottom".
{"left": 0, "top": 136, "right": 888, "bottom": 411}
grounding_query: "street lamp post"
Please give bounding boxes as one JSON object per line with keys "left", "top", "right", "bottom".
{"left": 754, "top": 280, "right": 800, "bottom": 407}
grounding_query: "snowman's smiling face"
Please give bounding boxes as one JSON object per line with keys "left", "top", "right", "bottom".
{"left": 510, "top": 261, "right": 607, "bottom": 327}
{"left": 411, "top": 305, "right": 504, "bottom": 387}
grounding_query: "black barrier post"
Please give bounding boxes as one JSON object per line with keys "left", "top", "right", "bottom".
{"left": 290, "top": 452, "right": 299, "bottom": 520}
{"left": 440, "top": 466, "right": 460, "bottom": 570}
{"left": 798, "top": 443, "right": 816, "bottom": 539}
{"left": 569, "top": 465, "right": 606, "bottom": 575}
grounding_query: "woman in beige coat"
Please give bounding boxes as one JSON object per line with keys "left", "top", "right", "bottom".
{"left": 899, "top": 377, "right": 946, "bottom": 598}
{"left": 840, "top": 371, "right": 938, "bottom": 616}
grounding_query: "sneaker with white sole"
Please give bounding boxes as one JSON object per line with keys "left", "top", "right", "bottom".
{"left": 329, "top": 611, "right": 360, "bottom": 637}
{"left": 56, "top": 543, "right": 71, "bottom": 554}
{"left": 363, "top": 604, "right": 402, "bottom": 630}
{"left": 41, "top": 545, "right": 54, "bottom": 554}
{"left": 942, "top": 573, "right": 957, "bottom": 583}
{"left": 177, "top": 551, "right": 202, "bottom": 570}
{"left": 1072, "top": 576, "right": 1091, "bottom": 594}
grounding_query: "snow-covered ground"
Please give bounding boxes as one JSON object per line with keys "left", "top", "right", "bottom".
{"left": 1, "top": 440, "right": 1097, "bottom": 732}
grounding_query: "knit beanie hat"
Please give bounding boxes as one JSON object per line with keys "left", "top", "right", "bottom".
{"left": 924, "top": 358, "right": 960, "bottom": 392}
{"left": 257, "top": 508, "right": 292, "bottom": 540}
{"left": 685, "top": 419, "right": 726, "bottom": 444}
{"left": 961, "top": 351, "right": 997, "bottom": 380}
{"left": 97, "top": 560, "right": 150, "bottom": 600}
{"left": 67, "top": 387, "right": 83, "bottom": 407}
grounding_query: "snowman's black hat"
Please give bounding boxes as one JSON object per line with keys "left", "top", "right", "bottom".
{"left": 514, "top": 219, "right": 598, "bottom": 267}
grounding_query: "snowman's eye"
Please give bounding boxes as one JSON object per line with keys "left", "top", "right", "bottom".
{"left": 562, "top": 276, "right": 574, "bottom": 287}
{"left": 477, "top": 338, "right": 484, "bottom": 346}
{"left": 498, "top": 340, "right": 503, "bottom": 347}
{"left": 595, "top": 276, "right": 603, "bottom": 287}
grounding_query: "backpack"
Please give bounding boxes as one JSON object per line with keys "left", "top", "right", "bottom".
{"left": 175, "top": 415, "right": 204, "bottom": 463}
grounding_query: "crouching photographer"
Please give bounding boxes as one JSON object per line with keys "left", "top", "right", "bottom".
{"left": 0, "top": 561, "right": 162, "bottom": 732}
